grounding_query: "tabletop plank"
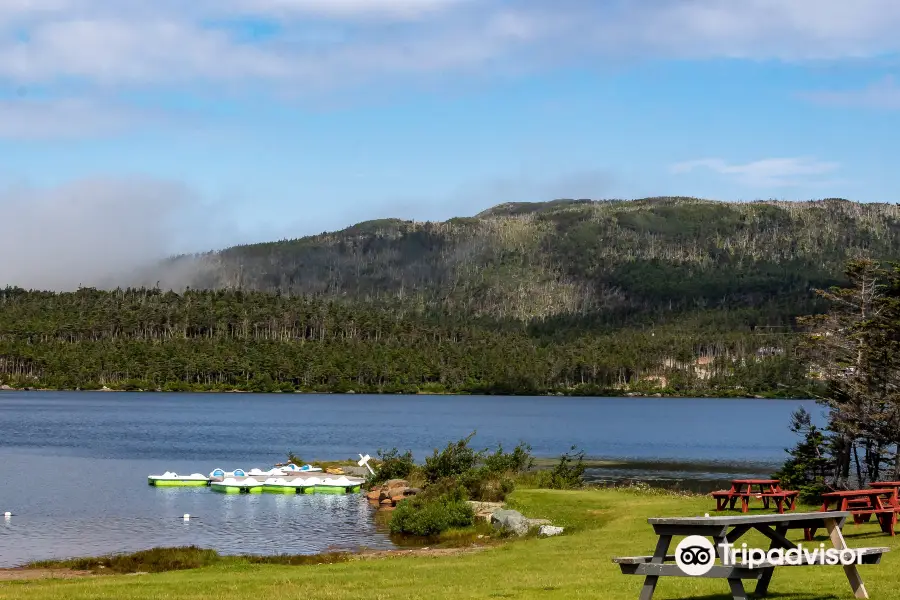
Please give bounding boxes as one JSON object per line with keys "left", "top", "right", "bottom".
{"left": 649, "top": 511, "right": 850, "bottom": 526}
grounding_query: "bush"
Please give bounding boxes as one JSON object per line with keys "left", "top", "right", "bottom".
{"left": 460, "top": 468, "right": 516, "bottom": 502}
{"left": 389, "top": 495, "right": 475, "bottom": 537}
{"left": 482, "top": 442, "right": 534, "bottom": 474}
{"left": 422, "top": 432, "right": 482, "bottom": 483}
{"left": 537, "top": 446, "right": 586, "bottom": 490}
{"left": 368, "top": 447, "right": 416, "bottom": 485}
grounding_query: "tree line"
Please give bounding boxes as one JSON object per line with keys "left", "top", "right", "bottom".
{"left": 0, "top": 286, "right": 807, "bottom": 395}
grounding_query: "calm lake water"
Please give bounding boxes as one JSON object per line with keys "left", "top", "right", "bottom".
{"left": 0, "top": 391, "right": 824, "bottom": 567}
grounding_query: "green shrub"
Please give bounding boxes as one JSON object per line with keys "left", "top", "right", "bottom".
{"left": 422, "top": 432, "right": 483, "bottom": 483}
{"left": 482, "top": 442, "right": 534, "bottom": 474}
{"left": 389, "top": 495, "right": 475, "bottom": 537}
{"left": 537, "top": 446, "right": 586, "bottom": 490}
{"left": 460, "top": 468, "right": 516, "bottom": 502}
{"left": 368, "top": 447, "right": 416, "bottom": 485}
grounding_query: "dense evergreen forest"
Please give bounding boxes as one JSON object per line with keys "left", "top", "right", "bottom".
{"left": 3, "top": 196, "right": 899, "bottom": 395}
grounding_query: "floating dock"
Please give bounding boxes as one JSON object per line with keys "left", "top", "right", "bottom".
{"left": 148, "top": 466, "right": 365, "bottom": 495}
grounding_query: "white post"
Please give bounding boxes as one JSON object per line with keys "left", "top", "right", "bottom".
{"left": 358, "top": 453, "right": 375, "bottom": 475}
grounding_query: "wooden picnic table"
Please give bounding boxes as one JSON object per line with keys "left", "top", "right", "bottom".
{"left": 869, "top": 482, "right": 900, "bottom": 507}
{"left": 805, "top": 490, "right": 897, "bottom": 539}
{"left": 711, "top": 479, "right": 798, "bottom": 514}
{"left": 613, "top": 511, "right": 888, "bottom": 600}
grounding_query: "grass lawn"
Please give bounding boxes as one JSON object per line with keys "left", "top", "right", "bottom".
{"left": 3, "top": 488, "right": 900, "bottom": 600}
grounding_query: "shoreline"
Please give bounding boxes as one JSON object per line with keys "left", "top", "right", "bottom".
{"left": 0, "top": 385, "right": 808, "bottom": 400}
{"left": 0, "top": 544, "right": 493, "bottom": 581}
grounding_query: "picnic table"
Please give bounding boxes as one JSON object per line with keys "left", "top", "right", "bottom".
{"left": 805, "top": 489, "right": 898, "bottom": 539}
{"left": 613, "top": 511, "right": 888, "bottom": 600}
{"left": 869, "top": 482, "right": 900, "bottom": 507}
{"left": 711, "top": 479, "right": 798, "bottom": 513}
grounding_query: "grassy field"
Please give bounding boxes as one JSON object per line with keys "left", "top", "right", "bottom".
{"left": 3, "top": 488, "right": 900, "bottom": 600}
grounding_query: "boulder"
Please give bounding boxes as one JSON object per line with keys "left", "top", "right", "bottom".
{"left": 526, "top": 518, "right": 551, "bottom": 527}
{"left": 467, "top": 501, "right": 504, "bottom": 521}
{"left": 404, "top": 488, "right": 421, "bottom": 496}
{"left": 491, "top": 509, "right": 529, "bottom": 536}
{"left": 390, "top": 495, "right": 406, "bottom": 505}
{"left": 380, "top": 486, "right": 409, "bottom": 501}
{"left": 539, "top": 525, "right": 564, "bottom": 537}
{"left": 0, "top": 384, "right": 13, "bottom": 391}
{"left": 366, "top": 490, "right": 381, "bottom": 502}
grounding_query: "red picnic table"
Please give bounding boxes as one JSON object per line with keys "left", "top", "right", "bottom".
{"left": 868, "top": 482, "right": 900, "bottom": 507}
{"left": 711, "top": 479, "right": 799, "bottom": 514}
{"left": 805, "top": 489, "right": 897, "bottom": 540}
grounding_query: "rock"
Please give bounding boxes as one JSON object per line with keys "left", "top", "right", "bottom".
{"left": 381, "top": 481, "right": 410, "bottom": 500}
{"left": 366, "top": 490, "right": 381, "bottom": 502}
{"left": 390, "top": 495, "right": 405, "bottom": 505}
{"left": 467, "top": 501, "right": 504, "bottom": 521}
{"left": 539, "top": 525, "right": 564, "bottom": 537}
{"left": 491, "top": 509, "right": 529, "bottom": 536}
{"left": 0, "top": 384, "right": 13, "bottom": 391}
{"left": 380, "top": 498, "right": 393, "bottom": 506}
{"left": 525, "top": 518, "right": 551, "bottom": 527}
{"left": 403, "top": 488, "right": 421, "bottom": 496}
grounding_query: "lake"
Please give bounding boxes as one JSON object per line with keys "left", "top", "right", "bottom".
{"left": 0, "top": 391, "right": 824, "bottom": 567}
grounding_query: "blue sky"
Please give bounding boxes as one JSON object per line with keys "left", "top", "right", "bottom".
{"left": 1, "top": 0, "right": 900, "bottom": 262}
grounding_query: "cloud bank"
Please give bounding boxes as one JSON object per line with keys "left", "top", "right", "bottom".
{"left": 2, "top": 1, "right": 900, "bottom": 91}
{"left": 0, "top": 178, "right": 251, "bottom": 291}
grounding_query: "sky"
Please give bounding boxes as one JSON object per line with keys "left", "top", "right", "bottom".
{"left": 2, "top": 0, "right": 900, "bottom": 277}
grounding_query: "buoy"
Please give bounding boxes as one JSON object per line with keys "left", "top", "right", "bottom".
{"left": 183, "top": 513, "right": 190, "bottom": 521}
{"left": 3, "top": 511, "right": 11, "bottom": 518}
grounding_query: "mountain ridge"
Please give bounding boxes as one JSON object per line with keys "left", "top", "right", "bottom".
{"left": 133, "top": 196, "right": 900, "bottom": 328}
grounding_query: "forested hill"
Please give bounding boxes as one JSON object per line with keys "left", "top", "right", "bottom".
{"left": 152, "top": 197, "right": 900, "bottom": 328}
{"left": 1, "top": 197, "right": 897, "bottom": 395}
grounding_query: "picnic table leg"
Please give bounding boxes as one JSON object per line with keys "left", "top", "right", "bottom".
{"left": 714, "top": 533, "right": 749, "bottom": 600}
{"left": 754, "top": 524, "right": 789, "bottom": 597}
{"left": 639, "top": 534, "right": 671, "bottom": 600}
{"left": 741, "top": 495, "right": 749, "bottom": 513}
{"left": 824, "top": 517, "right": 869, "bottom": 599}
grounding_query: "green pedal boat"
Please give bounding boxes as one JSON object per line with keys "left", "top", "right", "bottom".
{"left": 262, "top": 478, "right": 316, "bottom": 494}
{"left": 210, "top": 477, "right": 264, "bottom": 493}
{"left": 147, "top": 472, "right": 210, "bottom": 487}
{"left": 315, "top": 476, "right": 363, "bottom": 494}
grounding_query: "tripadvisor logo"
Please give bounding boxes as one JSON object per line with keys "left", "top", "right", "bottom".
{"left": 675, "top": 536, "right": 716, "bottom": 576}
{"left": 675, "top": 536, "right": 866, "bottom": 576}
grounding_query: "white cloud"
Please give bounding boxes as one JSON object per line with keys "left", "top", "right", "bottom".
{"left": 670, "top": 157, "right": 841, "bottom": 187}
{"left": 230, "top": 0, "right": 464, "bottom": 20}
{"left": 1, "top": 1, "right": 900, "bottom": 139}
{"left": 2, "top": 1, "right": 900, "bottom": 89}
{"left": 799, "top": 75, "right": 900, "bottom": 109}
{"left": 0, "top": 97, "right": 156, "bottom": 139}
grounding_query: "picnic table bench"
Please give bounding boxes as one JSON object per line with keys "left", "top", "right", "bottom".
{"left": 711, "top": 479, "right": 799, "bottom": 513}
{"left": 805, "top": 489, "right": 898, "bottom": 539}
{"left": 613, "top": 511, "right": 888, "bottom": 600}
